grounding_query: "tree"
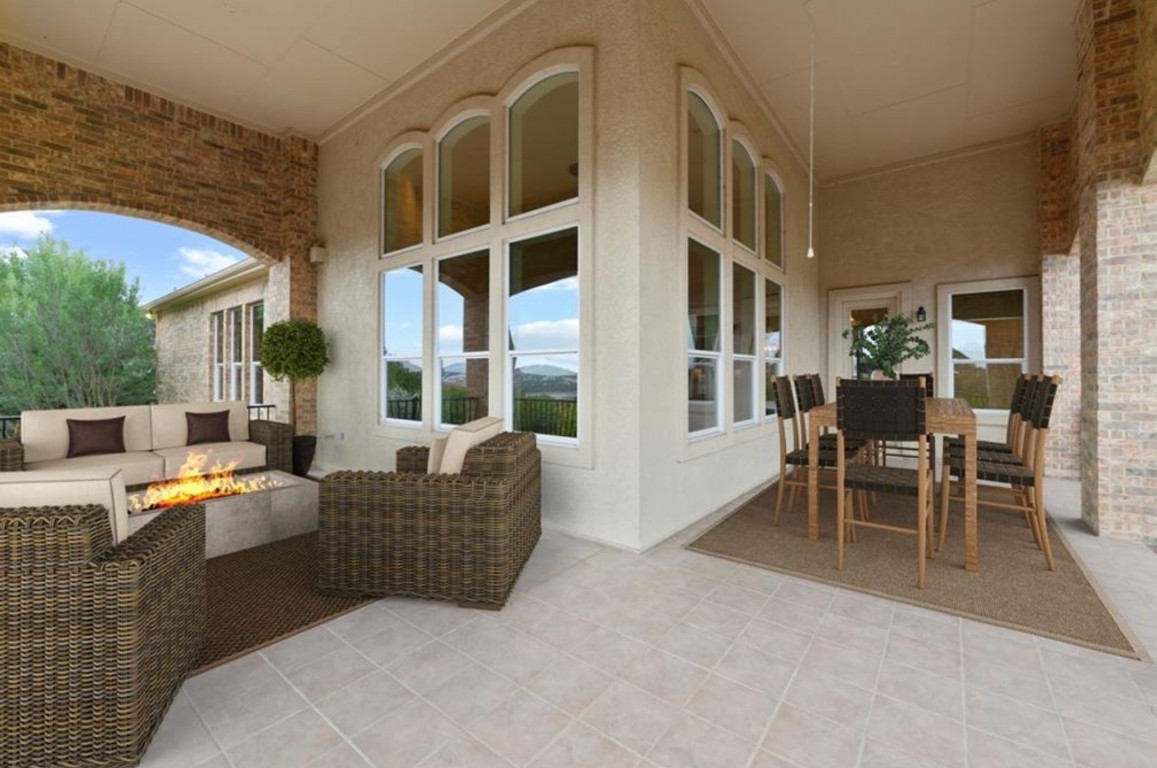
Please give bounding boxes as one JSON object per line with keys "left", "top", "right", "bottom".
{"left": 260, "top": 318, "right": 329, "bottom": 433}
{"left": 0, "top": 235, "right": 156, "bottom": 413}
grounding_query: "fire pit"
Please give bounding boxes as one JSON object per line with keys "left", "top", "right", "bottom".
{"left": 128, "top": 452, "right": 284, "bottom": 513}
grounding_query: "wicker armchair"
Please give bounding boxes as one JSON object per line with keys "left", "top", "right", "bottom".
{"left": 317, "top": 432, "right": 541, "bottom": 608}
{"left": 0, "top": 502, "right": 207, "bottom": 768}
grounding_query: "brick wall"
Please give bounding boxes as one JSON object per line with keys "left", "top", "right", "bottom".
{"left": 1039, "top": 120, "right": 1076, "bottom": 254}
{"left": 1138, "top": 0, "right": 1157, "bottom": 178}
{"left": 0, "top": 43, "right": 319, "bottom": 432}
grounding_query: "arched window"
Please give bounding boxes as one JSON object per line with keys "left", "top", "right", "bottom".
{"left": 508, "top": 72, "right": 579, "bottom": 217}
{"left": 382, "top": 148, "right": 423, "bottom": 254}
{"left": 438, "top": 116, "right": 490, "bottom": 238}
{"left": 731, "top": 140, "right": 756, "bottom": 251}
{"left": 687, "top": 92, "right": 722, "bottom": 227}
{"left": 764, "top": 172, "right": 784, "bottom": 269}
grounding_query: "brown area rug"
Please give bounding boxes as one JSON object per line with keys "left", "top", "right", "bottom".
{"left": 193, "top": 532, "right": 373, "bottom": 675}
{"left": 689, "top": 482, "right": 1143, "bottom": 658}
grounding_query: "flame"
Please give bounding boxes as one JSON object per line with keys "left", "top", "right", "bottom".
{"left": 129, "top": 451, "right": 281, "bottom": 513}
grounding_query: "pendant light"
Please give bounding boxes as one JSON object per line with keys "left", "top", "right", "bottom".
{"left": 806, "top": 1, "right": 816, "bottom": 259}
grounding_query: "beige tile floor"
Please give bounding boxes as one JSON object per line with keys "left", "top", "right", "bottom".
{"left": 141, "top": 479, "right": 1157, "bottom": 768}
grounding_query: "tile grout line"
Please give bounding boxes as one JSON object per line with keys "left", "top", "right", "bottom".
{"left": 179, "top": 686, "right": 243, "bottom": 768}
{"left": 851, "top": 603, "right": 894, "bottom": 767}
{"left": 1036, "top": 640, "right": 1080, "bottom": 767}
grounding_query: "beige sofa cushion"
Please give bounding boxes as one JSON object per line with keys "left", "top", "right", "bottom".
{"left": 153, "top": 441, "right": 267, "bottom": 479}
{"left": 0, "top": 467, "right": 130, "bottom": 544}
{"left": 150, "top": 402, "right": 249, "bottom": 450}
{"left": 20, "top": 405, "right": 152, "bottom": 464}
{"left": 438, "top": 417, "right": 504, "bottom": 474}
{"left": 26, "top": 451, "right": 165, "bottom": 487}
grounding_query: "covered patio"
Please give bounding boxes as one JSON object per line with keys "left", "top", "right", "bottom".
{"left": 2, "top": 0, "right": 1157, "bottom": 766}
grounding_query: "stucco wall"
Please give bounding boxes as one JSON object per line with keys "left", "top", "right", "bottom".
{"left": 315, "top": 0, "right": 815, "bottom": 550}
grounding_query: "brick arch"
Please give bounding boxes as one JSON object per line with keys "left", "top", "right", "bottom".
{"left": 0, "top": 200, "right": 279, "bottom": 265}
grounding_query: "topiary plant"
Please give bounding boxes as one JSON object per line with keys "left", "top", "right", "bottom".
{"left": 260, "top": 318, "right": 329, "bottom": 433}
{"left": 841, "top": 313, "right": 932, "bottom": 379}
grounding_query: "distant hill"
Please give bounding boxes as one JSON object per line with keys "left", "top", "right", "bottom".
{"left": 518, "top": 364, "right": 576, "bottom": 378}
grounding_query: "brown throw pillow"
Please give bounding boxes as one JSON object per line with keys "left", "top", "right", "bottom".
{"left": 66, "top": 416, "right": 127, "bottom": 458}
{"left": 186, "top": 410, "right": 231, "bottom": 446}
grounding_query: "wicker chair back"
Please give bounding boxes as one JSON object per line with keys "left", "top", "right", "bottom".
{"left": 837, "top": 378, "right": 927, "bottom": 441}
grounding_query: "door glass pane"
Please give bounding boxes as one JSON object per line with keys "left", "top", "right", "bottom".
{"left": 383, "top": 266, "right": 424, "bottom": 358}
{"left": 441, "top": 357, "right": 488, "bottom": 425}
{"left": 688, "top": 240, "right": 720, "bottom": 352}
{"left": 731, "top": 140, "right": 756, "bottom": 250}
{"left": 438, "top": 117, "right": 490, "bottom": 237}
{"left": 734, "top": 359, "right": 755, "bottom": 423}
{"left": 951, "top": 290, "right": 1025, "bottom": 360}
{"left": 438, "top": 250, "right": 489, "bottom": 354}
{"left": 512, "top": 355, "right": 577, "bottom": 438}
{"left": 764, "top": 280, "right": 782, "bottom": 360}
{"left": 508, "top": 229, "right": 578, "bottom": 353}
{"left": 385, "top": 360, "right": 423, "bottom": 420}
{"left": 383, "top": 148, "right": 423, "bottom": 253}
{"left": 765, "top": 362, "right": 779, "bottom": 416}
{"left": 733, "top": 264, "right": 756, "bottom": 355}
{"left": 687, "top": 93, "right": 721, "bottom": 226}
{"left": 848, "top": 307, "right": 889, "bottom": 379}
{"left": 688, "top": 356, "right": 719, "bottom": 433}
{"left": 764, "top": 175, "right": 783, "bottom": 267}
{"left": 509, "top": 73, "right": 579, "bottom": 216}
{"left": 953, "top": 362, "right": 1023, "bottom": 409}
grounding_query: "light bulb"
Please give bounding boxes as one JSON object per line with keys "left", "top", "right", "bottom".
{"left": 806, "top": 246, "right": 815, "bottom": 259}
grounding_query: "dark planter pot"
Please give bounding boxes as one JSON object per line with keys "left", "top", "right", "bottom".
{"left": 292, "top": 435, "right": 317, "bottom": 477}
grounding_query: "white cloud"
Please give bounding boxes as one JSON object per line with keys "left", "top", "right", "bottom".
{"left": 528, "top": 276, "right": 578, "bottom": 293}
{"left": 510, "top": 318, "right": 580, "bottom": 350}
{"left": 438, "top": 324, "right": 464, "bottom": 346}
{"left": 177, "top": 247, "right": 239, "bottom": 279}
{"left": 0, "top": 244, "right": 28, "bottom": 260}
{"left": 0, "top": 211, "right": 59, "bottom": 239}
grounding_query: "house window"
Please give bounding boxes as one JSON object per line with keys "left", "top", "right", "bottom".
{"left": 688, "top": 240, "right": 722, "bottom": 436}
{"left": 228, "top": 306, "right": 243, "bottom": 400}
{"left": 764, "top": 173, "right": 784, "bottom": 269}
{"left": 249, "top": 302, "right": 264, "bottom": 405}
{"left": 687, "top": 92, "right": 722, "bottom": 228}
{"left": 508, "top": 72, "right": 579, "bottom": 217}
{"left": 381, "top": 266, "right": 424, "bottom": 424}
{"left": 946, "top": 288, "right": 1027, "bottom": 409}
{"left": 733, "top": 263, "right": 757, "bottom": 425}
{"left": 210, "top": 311, "right": 225, "bottom": 401}
{"left": 437, "top": 250, "right": 489, "bottom": 426}
{"left": 508, "top": 228, "right": 579, "bottom": 441}
{"left": 732, "top": 141, "right": 756, "bottom": 251}
{"left": 438, "top": 116, "right": 490, "bottom": 237}
{"left": 764, "top": 278, "right": 784, "bottom": 416}
{"left": 383, "top": 148, "right": 423, "bottom": 254}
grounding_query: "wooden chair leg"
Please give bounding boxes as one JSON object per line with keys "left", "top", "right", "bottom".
{"left": 773, "top": 469, "right": 786, "bottom": 525}
{"left": 937, "top": 470, "right": 952, "bottom": 553}
{"left": 917, "top": 481, "right": 927, "bottom": 590}
{"left": 837, "top": 483, "right": 846, "bottom": 571}
{"left": 847, "top": 491, "right": 858, "bottom": 544}
{"left": 1035, "top": 488, "right": 1056, "bottom": 571}
{"left": 926, "top": 491, "right": 936, "bottom": 560}
{"left": 787, "top": 478, "right": 800, "bottom": 516}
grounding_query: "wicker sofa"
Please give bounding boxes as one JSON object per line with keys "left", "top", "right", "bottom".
{"left": 0, "top": 502, "right": 207, "bottom": 768}
{"left": 0, "top": 401, "right": 292, "bottom": 483}
{"left": 317, "top": 431, "right": 541, "bottom": 608}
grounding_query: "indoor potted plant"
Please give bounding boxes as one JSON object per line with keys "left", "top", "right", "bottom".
{"left": 260, "top": 318, "right": 330, "bottom": 476}
{"left": 842, "top": 312, "right": 932, "bottom": 379}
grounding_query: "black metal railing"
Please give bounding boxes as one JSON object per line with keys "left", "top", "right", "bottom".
{"left": 514, "top": 398, "right": 576, "bottom": 438}
{"left": 247, "top": 403, "right": 277, "bottom": 420}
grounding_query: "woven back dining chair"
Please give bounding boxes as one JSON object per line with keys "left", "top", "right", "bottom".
{"left": 945, "top": 373, "right": 1033, "bottom": 462}
{"left": 835, "top": 377, "right": 935, "bottom": 588}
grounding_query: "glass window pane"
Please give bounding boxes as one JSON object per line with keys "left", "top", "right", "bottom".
{"left": 687, "top": 93, "right": 721, "bottom": 226}
{"left": 764, "top": 362, "right": 780, "bottom": 416}
{"left": 441, "top": 357, "right": 488, "bottom": 425}
{"left": 953, "top": 362, "right": 1023, "bottom": 409}
{"left": 438, "top": 117, "right": 490, "bottom": 237}
{"left": 251, "top": 303, "right": 264, "bottom": 360}
{"left": 687, "top": 240, "right": 720, "bottom": 352}
{"left": 734, "top": 359, "right": 755, "bottom": 423}
{"left": 383, "top": 266, "right": 424, "bottom": 358}
{"left": 383, "top": 148, "right": 423, "bottom": 253}
{"left": 512, "top": 354, "right": 577, "bottom": 437}
{"left": 764, "top": 175, "right": 783, "bottom": 267}
{"left": 951, "top": 290, "right": 1025, "bottom": 360}
{"left": 438, "top": 250, "right": 489, "bottom": 354}
{"left": 733, "top": 264, "right": 756, "bottom": 355}
{"left": 509, "top": 73, "right": 579, "bottom": 217}
{"left": 508, "top": 229, "right": 578, "bottom": 352}
{"left": 688, "top": 356, "right": 719, "bottom": 433}
{"left": 732, "top": 141, "right": 756, "bottom": 249}
{"left": 764, "top": 279, "right": 782, "bottom": 361}
{"left": 385, "top": 360, "right": 423, "bottom": 420}
{"left": 230, "top": 308, "right": 243, "bottom": 362}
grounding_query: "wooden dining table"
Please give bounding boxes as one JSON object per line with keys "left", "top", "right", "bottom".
{"left": 806, "top": 397, "right": 980, "bottom": 571}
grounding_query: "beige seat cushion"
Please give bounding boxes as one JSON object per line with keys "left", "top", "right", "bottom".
{"left": 427, "top": 436, "right": 449, "bottom": 474}
{"left": 0, "top": 467, "right": 129, "bottom": 544}
{"left": 20, "top": 405, "right": 153, "bottom": 463}
{"left": 438, "top": 417, "right": 504, "bottom": 474}
{"left": 153, "top": 441, "right": 267, "bottom": 479}
{"left": 150, "top": 402, "right": 249, "bottom": 450}
{"left": 26, "top": 451, "right": 165, "bottom": 487}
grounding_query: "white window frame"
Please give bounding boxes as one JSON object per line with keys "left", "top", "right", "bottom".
{"left": 248, "top": 301, "right": 264, "bottom": 405}
{"left": 380, "top": 262, "right": 427, "bottom": 428}
{"left": 228, "top": 306, "right": 243, "bottom": 401}
{"left": 731, "top": 261, "right": 759, "bottom": 428}
{"left": 762, "top": 167, "right": 787, "bottom": 273}
{"left": 936, "top": 276, "right": 1041, "bottom": 418}
{"left": 730, "top": 137, "right": 758, "bottom": 257}
{"left": 435, "top": 111, "right": 492, "bottom": 243}
{"left": 505, "top": 70, "right": 582, "bottom": 224}
{"left": 210, "top": 310, "right": 225, "bottom": 401}
{"left": 434, "top": 247, "right": 491, "bottom": 430}
{"left": 687, "top": 237, "right": 724, "bottom": 440}
{"left": 380, "top": 141, "right": 427, "bottom": 258}
{"left": 763, "top": 275, "right": 786, "bottom": 420}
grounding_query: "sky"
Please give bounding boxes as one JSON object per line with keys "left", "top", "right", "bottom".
{"left": 0, "top": 210, "right": 250, "bottom": 304}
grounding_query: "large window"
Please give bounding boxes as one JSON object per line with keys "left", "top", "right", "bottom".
{"left": 688, "top": 240, "right": 722, "bottom": 436}
{"left": 381, "top": 266, "right": 425, "bottom": 424}
{"left": 732, "top": 264, "right": 757, "bottom": 424}
{"left": 437, "top": 251, "right": 489, "bottom": 427}
{"left": 383, "top": 148, "right": 423, "bottom": 254}
{"left": 508, "top": 72, "right": 579, "bottom": 217}
{"left": 764, "top": 174, "right": 784, "bottom": 269}
{"left": 249, "top": 302, "right": 264, "bottom": 405}
{"left": 509, "top": 229, "right": 579, "bottom": 440}
{"left": 948, "top": 289, "right": 1026, "bottom": 409}
{"left": 228, "top": 306, "right": 243, "bottom": 400}
{"left": 687, "top": 92, "right": 722, "bottom": 227}
{"left": 732, "top": 141, "right": 756, "bottom": 252}
{"left": 211, "top": 311, "right": 225, "bottom": 401}
{"left": 438, "top": 117, "right": 490, "bottom": 237}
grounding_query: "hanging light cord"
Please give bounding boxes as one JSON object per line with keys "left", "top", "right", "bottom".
{"left": 806, "top": 2, "right": 816, "bottom": 259}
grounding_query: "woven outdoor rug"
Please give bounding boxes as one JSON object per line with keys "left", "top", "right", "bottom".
{"left": 689, "top": 482, "right": 1143, "bottom": 658}
{"left": 193, "top": 532, "right": 373, "bottom": 675}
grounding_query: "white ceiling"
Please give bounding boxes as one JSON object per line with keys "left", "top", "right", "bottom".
{"left": 0, "top": 0, "right": 1080, "bottom": 178}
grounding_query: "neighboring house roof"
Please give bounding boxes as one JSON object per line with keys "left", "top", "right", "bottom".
{"left": 144, "top": 259, "right": 268, "bottom": 314}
